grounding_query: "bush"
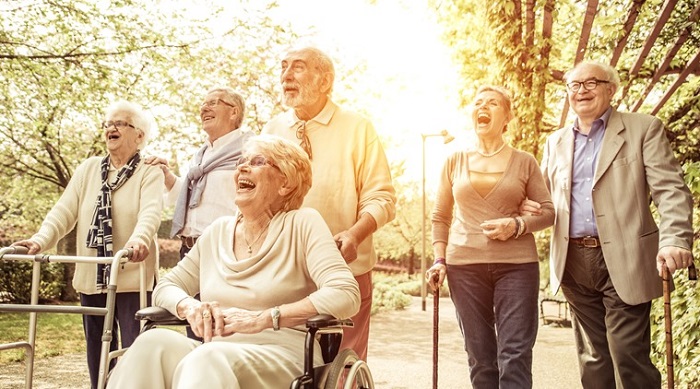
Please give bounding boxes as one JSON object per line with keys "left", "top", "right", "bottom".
{"left": 0, "top": 261, "right": 65, "bottom": 304}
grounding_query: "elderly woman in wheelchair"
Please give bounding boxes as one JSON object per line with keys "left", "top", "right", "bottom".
{"left": 107, "top": 135, "right": 361, "bottom": 388}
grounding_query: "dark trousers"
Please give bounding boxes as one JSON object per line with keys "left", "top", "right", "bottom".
{"left": 80, "top": 291, "right": 152, "bottom": 389}
{"left": 560, "top": 244, "right": 661, "bottom": 389}
{"left": 447, "top": 262, "right": 539, "bottom": 389}
{"left": 180, "top": 242, "right": 202, "bottom": 342}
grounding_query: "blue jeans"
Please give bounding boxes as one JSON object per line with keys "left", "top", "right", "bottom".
{"left": 447, "top": 262, "right": 539, "bottom": 389}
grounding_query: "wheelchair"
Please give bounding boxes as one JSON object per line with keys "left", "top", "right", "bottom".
{"left": 135, "top": 306, "right": 375, "bottom": 389}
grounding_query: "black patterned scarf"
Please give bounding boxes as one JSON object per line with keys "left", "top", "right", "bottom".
{"left": 86, "top": 152, "right": 141, "bottom": 287}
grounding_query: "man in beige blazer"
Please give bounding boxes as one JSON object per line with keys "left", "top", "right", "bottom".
{"left": 540, "top": 61, "right": 694, "bottom": 388}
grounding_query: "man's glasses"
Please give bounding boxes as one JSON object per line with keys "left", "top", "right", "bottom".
{"left": 566, "top": 79, "right": 610, "bottom": 92}
{"left": 101, "top": 120, "right": 137, "bottom": 131}
{"left": 295, "top": 121, "right": 312, "bottom": 160}
{"left": 200, "top": 98, "right": 236, "bottom": 109}
{"left": 237, "top": 155, "right": 279, "bottom": 170}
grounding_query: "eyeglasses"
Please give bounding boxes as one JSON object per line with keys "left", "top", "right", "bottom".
{"left": 237, "top": 155, "right": 279, "bottom": 170}
{"left": 200, "top": 98, "right": 236, "bottom": 109}
{"left": 101, "top": 120, "right": 137, "bottom": 131}
{"left": 566, "top": 79, "right": 610, "bottom": 92}
{"left": 295, "top": 121, "right": 312, "bottom": 160}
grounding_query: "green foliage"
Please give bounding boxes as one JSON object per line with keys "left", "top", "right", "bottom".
{"left": 371, "top": 272, "right": 413, "bottom": 315}
{"left": 0, "top": 262, "right": 65, "bottom": 304}
{"left": 650, "top": 269, "right": 700, "bottom": 388}
{"left": 0, "top": 0, "right": 298, "bottom": 234}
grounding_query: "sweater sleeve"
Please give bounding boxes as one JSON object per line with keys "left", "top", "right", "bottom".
{"left": 301, "top": 210, "right": 360, "bottom": 319}
{"left": 30, "top": 160, "right": 90, "bottom": 252}
{"left": 520, "top": 155, "right": 555, "bottom": 233}
{"left": 127, "top": 164, "right": 164, "bottom": 246}
{"left": 431, "top": 154, "right": 457, "bottom": 245}
{"left": 355, "top": 120, "right": 396, "bottom": 229}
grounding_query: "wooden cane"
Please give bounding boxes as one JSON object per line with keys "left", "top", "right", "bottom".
{"left": 662, "top": 263, "right": 674, "bottom": 389}
{"left": 432, "top": 274, "right": 440, "bottom": 389}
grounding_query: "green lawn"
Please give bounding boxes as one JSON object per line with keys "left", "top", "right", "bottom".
{"left": 0, "top": 309, "right": 85, "bottom": 364}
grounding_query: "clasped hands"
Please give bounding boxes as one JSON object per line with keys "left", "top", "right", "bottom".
{"left": 182, "top": 300, "right": 268, "bottom": 342}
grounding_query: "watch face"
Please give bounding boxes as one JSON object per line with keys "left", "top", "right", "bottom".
{"left": 272, "top": 307, "right": 280, "bottom": 330}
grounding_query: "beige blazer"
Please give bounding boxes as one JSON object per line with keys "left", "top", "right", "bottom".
{"left": 542, "top": 109, "right": 693, "bottom": 305}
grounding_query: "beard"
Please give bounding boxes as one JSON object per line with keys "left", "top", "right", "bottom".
{"left": 281, "top": 77, "right": 324, "bottom": 108}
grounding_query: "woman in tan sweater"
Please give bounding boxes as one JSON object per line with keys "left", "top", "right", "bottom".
{"left": 107, "top": 134, "right": 359, "bottom": 388}
{"left": 427, "top": 85, "right": 554, "bottom": 388}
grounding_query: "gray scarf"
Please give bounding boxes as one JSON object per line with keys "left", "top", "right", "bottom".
{"left": 170, "top": 131, "right": 251, "bottom": 237}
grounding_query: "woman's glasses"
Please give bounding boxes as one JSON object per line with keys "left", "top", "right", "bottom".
{"left": 101, "top": 120, "right": 137, "bottom": 131}
{"left": 237, "top": 155, "right": 279, "bottom": 170}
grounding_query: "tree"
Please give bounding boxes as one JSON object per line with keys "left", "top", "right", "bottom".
{"left": 0, "top": 0, "right": 298, "bottom": 299}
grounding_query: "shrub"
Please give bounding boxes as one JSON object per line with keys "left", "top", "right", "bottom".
{"left": 0, "top": 261, "right": 65, "bottom": 304}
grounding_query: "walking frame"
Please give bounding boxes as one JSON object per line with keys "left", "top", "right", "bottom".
{"left": 0, "top": 246, "right": 147, "bottom": 389}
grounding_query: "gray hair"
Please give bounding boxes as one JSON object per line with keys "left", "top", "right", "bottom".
{"left": 565, "top": 61, "right": 621, "bottom": 90}
{"left": 245, "top": 134, "right": 312, "bottom": 212}
{"left": 103, "top": 100, "right": 155, "bottom": 148}
{"left": 207, "top": 87, "right": 246, "bottom": 129}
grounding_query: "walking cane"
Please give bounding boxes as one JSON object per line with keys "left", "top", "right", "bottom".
{"left": 432, "top": 273, "right": 440, "bottom": 389}
{"left": 662, "top": 263, "right": 674, "bottom": 389}
{"left": 662, "top": 262, "right": 697, "bottom": 389}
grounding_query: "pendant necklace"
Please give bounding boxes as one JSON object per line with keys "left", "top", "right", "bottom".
{"left": 239, "top": 216, "right": 272, "bottom": 254}
{"left": 476, "top": 142, "right": 507, "bottom": 158}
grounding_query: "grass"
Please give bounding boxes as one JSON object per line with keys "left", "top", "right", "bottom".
{"left": 0, "top": 309, "right": 85, "bottom": 364}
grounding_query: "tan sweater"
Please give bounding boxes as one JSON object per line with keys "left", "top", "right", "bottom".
{"left": 154, "top": 208, "right": 360, "bottom": 321}
{"left": 431, "top": 149, "right": 555, "bottom": 265}
{"left": 30, "top": 157, "right": 164, "bottom": 294}
{"left": 262, "top": 99, "right": 396, "bottom": 275}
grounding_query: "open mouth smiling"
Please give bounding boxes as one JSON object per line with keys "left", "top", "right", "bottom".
{"left": 238, "top": 179, "right": 256, "bottom": 191}
{"left": 477, "top": 112, "right": 491, "bottom": 125}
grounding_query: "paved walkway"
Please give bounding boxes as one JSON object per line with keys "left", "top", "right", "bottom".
{"left": 368, "top": 296, "right": 580, "bottom": 388}
{"left": 0, "top": 296, "right": 580, "bottom": 388}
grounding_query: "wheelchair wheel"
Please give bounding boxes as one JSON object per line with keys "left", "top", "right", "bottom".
{"left": 323, "top": 349, "right": 374, "bottom": 389}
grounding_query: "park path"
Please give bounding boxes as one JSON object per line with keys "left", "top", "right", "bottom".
{"left": 0, "top": 296, "right": 580, "bottom": 388}
{"left": 368, "top": 296, "right": 580, "bottom": 388}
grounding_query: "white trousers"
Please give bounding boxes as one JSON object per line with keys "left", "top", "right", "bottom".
{"left": 107, "top": 327, "right": 320, "bottom": 389}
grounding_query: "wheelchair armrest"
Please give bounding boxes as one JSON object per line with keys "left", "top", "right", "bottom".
{"left": 305, "top": 314, "right": 353, "bottom": 329}
{"left": 135, "top": 306, "right": 187, "bottom": 325}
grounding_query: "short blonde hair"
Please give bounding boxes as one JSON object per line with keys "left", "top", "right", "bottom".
{"left": 245, "top": 134, "right": 312, "bottom": 212}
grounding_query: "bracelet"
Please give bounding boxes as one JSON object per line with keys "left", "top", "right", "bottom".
{"left": 511, "top": 217, "right": 520, "bottom": 239}
{"left": 516, "top": 216, "right": 526, "bottom": 238}
{"left": 433, "top": 257, "right": 446, "bottom": 266}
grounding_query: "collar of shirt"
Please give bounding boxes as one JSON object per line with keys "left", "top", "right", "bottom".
{"left": 282, "top": 99, "right": 338, "bottom": 129}
{"left": 205, "top": 127, "right": 250, "bottom": 151}
{"left": 572, "top": 106, "right": 612, "bottom": 138}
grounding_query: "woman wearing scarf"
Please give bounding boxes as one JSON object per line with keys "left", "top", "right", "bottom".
{"left": 12, "top": 100, "right": 164, "bottom": 389}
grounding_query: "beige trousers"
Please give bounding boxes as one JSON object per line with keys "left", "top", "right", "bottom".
{"left": 107, "top": 327, "right": 320, "bottom": 388}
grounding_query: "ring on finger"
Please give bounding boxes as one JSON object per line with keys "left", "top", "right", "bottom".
{"left": 202, "top": 310, "right": 211, "bottom": 319}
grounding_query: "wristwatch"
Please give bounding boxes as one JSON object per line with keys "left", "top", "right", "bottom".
{"left": 271, "top": 306, "right": 280, "bottom": 331}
